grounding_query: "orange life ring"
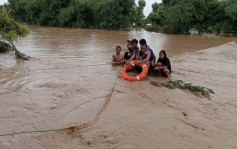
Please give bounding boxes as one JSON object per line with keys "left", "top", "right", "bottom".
{"left": 120, "top": 60, "right": 148, "bottom": 82}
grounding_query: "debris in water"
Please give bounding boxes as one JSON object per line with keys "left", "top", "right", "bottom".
{"left": 150, "top": 80, "right": 215, "bottom": 100}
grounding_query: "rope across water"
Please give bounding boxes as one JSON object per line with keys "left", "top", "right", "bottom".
{"left": 0, "top": 64, "right": 123, "bottom": 137}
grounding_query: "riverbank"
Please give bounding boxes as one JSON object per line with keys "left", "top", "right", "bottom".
{"left": 0, "top": 41, "right": 236, "bottom": 148}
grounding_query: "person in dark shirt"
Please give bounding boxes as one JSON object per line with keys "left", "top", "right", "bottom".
{"left": 122, "top": 39, "right": 133, "bottom": 64}
{"left": 124, "top": 50, "right": 133, "bottom": 61}
{"left": 126, "top": 39, "right": 139, "bottom": 65}
{"left": 153, "top": 50, "right": 171, "bottom": 78}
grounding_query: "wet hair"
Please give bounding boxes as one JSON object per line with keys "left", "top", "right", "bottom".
{"left": 116, "top": 46, "right": 121, "bottom": 50}
{"left": 159, "top": 50, "right": 167, "bottom": 59}
{"left": 140, "top": 43, "right": 147, "bottom": 48}
{"left": 139, "top": 39, "right": 147, "bottom": 45}
{"left": 131, "top": 39, "right": 138, "bottom": 44}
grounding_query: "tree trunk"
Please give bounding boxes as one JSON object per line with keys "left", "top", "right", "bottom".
{"left": 1, "top": 40, "right": 30, "bottom": 60}
{"left": 0, "top": 41, "right": 11, "bottom": 53}
{"left": 11, "top": 42, "right": 30, "bottom": 60}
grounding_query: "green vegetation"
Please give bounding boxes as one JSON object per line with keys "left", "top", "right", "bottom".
{"left": 0, "top": 6, "right": 29, "bottom": 60}
{"left": 0, "top": 41, "right": 11, "bottom": 53}
{"left": 150, "top": 80, "right": 215, "bottom": 100}
{"left": 134, "top": 0, "right": 146, "bottom": 30}
{"left": 5, "top": 0, "right": 146, "bottom": 30}
{"left": 3, "top": 0, "right": 236, "bottom": 33}
{"left": 146, "top": 0, "right": 237, "bottom": 34}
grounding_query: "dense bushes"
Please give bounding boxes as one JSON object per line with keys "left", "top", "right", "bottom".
{"left": 146, "top": 0, "right": 237, "bottom": 34}
{"left": 4, "top": 0, "right": 236, "bottom": 33}
{"left": 6, "top": 0, "right": 146, "bottom": 30}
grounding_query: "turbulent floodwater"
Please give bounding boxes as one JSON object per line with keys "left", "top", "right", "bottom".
{"left": 0, "top": 26, "right": 236, "bottom": 149}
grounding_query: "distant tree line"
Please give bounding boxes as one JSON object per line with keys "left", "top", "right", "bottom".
{"left": 146, "top": 0, "right": 237, "bottom": 34}
{"left": 5, "top": 0, "right": 146, "bottom": 30}
{"left": 3, "top": 0, "right": 235, "bottom": 34}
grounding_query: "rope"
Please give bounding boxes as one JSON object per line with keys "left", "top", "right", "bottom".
{"left": 113, "top": 63, "right": 123, "bottom": 89}
{"left": 0, "top": 127, "right": 69, "bottom": 137}
{"left": 0, "top": 64, "right": 123, "bottom": 137}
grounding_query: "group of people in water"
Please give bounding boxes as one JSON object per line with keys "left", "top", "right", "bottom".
{"left": 112, "top": 39, "right": 171, "bottom": 78}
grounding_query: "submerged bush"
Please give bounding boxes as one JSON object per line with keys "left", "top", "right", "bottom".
{"left": 151, "top": 80, "right": 215, "bottom": 100}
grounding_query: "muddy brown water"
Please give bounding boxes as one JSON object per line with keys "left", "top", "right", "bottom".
{"left": 0, "top": 26, "right": 236, "bottom": 148}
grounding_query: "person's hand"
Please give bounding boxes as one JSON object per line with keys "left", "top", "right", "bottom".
{"left": 137, "top": 62, "right": 141, "bottom": 67}
{"left": 121, "top": 60, "right": 126, "bottom": 63}
{"left": 126, "top": 61, "right": 130, "bottom": 65}
{"left": 153, "top": 67, "right": 159, "bottom": 71}
{"left": 150, "top": 61, "right": 154, "bottom": 67}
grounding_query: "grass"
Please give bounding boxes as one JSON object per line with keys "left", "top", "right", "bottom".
{"left": 150, "top": 80, "right": 215, "bottom": 100}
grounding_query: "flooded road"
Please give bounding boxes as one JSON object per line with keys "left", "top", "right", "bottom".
{"left": 0, "top": 26, "right": 236, "bottom": 149}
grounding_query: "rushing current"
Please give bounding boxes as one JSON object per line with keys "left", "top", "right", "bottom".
{"left": 0, "top": 26, "right": 236, "bottom": 149}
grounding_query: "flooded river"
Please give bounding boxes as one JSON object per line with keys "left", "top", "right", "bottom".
{"left": 0, "top": 26, "right": 236, "bottom": 149}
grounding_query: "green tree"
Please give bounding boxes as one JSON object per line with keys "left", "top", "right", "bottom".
{"left": 100, "top": 0, "right": 135, "bottom": 30}
{"left": 0, "top": 6, "right": 29, "bottom": 60}
{"left": 215, "top": 0, "right": 237, "bottom": 33}
{"left": 57, "top": 0, "right": 94, "bottom": 28}
{"left": 147, "top": 2, "right": 164, "bottom": 26}
{"left": 147, "top": 0, "right": 237, "bottom": 34}
{"left": 162, "top": 0, "right": 193, "bottom": 34}
{"left": 134, "top": 0, "right": 146, "bottom": 29}
{"left": 26, "top": 0, "right": 70, "bottom": 26}
{"left": 6, "top": 0, "right": 137, "bottom": 30}
{"left": 8, "top": 0, "right": 29, "bottom": 22}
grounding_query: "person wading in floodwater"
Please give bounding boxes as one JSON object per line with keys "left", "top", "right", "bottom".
{"left": 126, "top": 39, "right": 139, "bottom": 65}
{"left": 137, "top": 44, "right": 156, "bottom": 70}
{"left": 153, "top": 50, "right": 171, "bottom": 78}
{"left": 112, "top": 46, "right": 124, "bottom": 66}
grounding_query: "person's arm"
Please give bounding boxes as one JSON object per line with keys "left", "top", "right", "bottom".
{"left": 140, "top": 52, "right": 150, "bottom": 63}
{"left": 158, "top": 66, "right": 167, "bottom": 69}
{"left": 137, "top": 52, "right": 142, "bottom": 60}
{"left": 138, "top": 52, "right": 151, "bottom": 66}
{"left": 112, "top": 55, "right": 115, "bottom": 64}
{"left": 135, "top": 52, "right": 140, "bottom": 60}
{"left": 120, "top": 56, "right": 125, "bottom": 64}
{"left": 112, "top": 55, "right": 119, "bottom": 65}
{"left": 126, "top": 54, "right": 136, "bottom": 65}
{"left": 154, "top": 59, "right": 169, "bottom": 70}
{"left": 150, "top": 55, "right": 156, "bottom": 67}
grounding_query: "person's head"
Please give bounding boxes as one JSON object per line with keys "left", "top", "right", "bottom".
{"left": 127, "top": 43, "right": 133, "bottom": 52}
{"left": 140, "top": 44, "right": 147, "bottom": 53}
{"left": 128, "top": 51, "right": 133, "bottom": 57}
{"left": 139, "top": 39, "right": 147, "bottom": 45}
{"left": 116, "top": 46, "right": 121, "bottom": 54}
{"left": 159, "top": 50, "right": 167, "bottom": 60}
{"left": 131, "top": 39, "right": 138, "bottom": 49}
{"left": 127, "top": 39, "right": 132, "bottom": 44}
